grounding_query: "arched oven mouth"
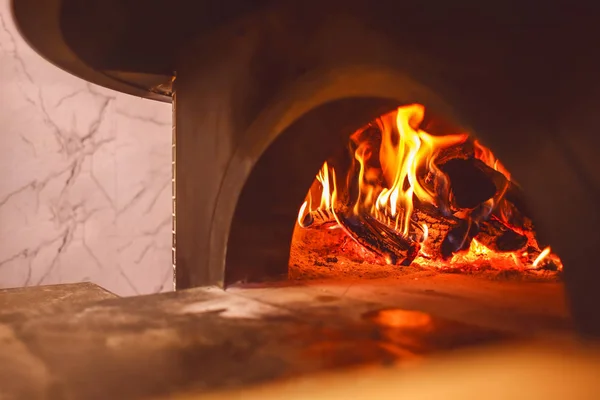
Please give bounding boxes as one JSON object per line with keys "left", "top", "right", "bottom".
{"left": 163, "top": 0, "right": 580, "bottom": 341}
{"left": 218, "top": 97, "right": 569, "bottom": 336}
{"left": 225, "top": 99, "right": 563, "bottom": 287}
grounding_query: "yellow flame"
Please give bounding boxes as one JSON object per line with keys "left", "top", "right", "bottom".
{"left": 354, "top": 146, "right": 368, "bottom": 215}
{"left": 533, "top": 246, "right": 551, "bottom": 267}
{"left": 353, "top": 104, "right": 467, "bottom": 236}
{"left": 297, "top": 200, "right": 309, "bottom": 227}
{"left": 316, "top": 161, "right": 332, "bottom": 210}
{"left": 330, "top": 168, "right": 343, "bottom": 229}
{"left": 297, "top": 163, "right": 334, "bottom": 226}
{"left": 294, "top": 104, "right": 561, "bottom": 272}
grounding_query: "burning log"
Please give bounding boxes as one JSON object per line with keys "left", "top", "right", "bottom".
{"left": 460, "top": 157, "right": 536, "bottom": 235}
{"left": 436, "top": 154, "right": 536, "bottom": 235}
{"left": 439, "top": 155, "right": 532, "bottom": 221}
{"left": 476, "top": 218, "right": 528, "bottom": 252}
{"left": 300, "top": 208, "right": 336, "bottom": 229}
{"left": 434, "top": 139, "right": 475, "bottom": 165}
{"left": 294, "top": 104, "right": 560, "bottom": 273}
{"left": 493, "top": 186, "right": 534, "bottom": 234}
{"left": 337, "top": 212, "right": 420, "bottom": 266}
{"left": 411, "top": 204, "right": 459, "bottom": 259}
{"left": 437, "top": 157, "right": 500, "bottom": 210}
{"left": 441, "top": 220, "right": 479, "bottom": 259}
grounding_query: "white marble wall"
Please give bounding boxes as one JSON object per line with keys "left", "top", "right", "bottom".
{"left": 0, "top": 1, "right": 173, "bottom": 296}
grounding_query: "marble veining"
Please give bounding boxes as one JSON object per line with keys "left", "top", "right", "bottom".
{"left": 0, "top": 1, "right": 173, "bottom": 296}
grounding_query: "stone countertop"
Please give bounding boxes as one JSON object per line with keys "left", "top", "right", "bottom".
{"left": 0, "top": 277, "right": 570, "bottom": 399}
{"left": 0, "top": 283, "right": 118, "bottom": 317}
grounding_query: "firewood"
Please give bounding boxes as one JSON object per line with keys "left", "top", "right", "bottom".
{"left": 476, "top": 217, "right": 528, "bottom": 252}
{"left": 448, "top": 158, "right": 536, "bottom": 237}
{"left": 300, "top": 208, "right": 336, "bottom": 229}
{"left": 337, "top": 212, "right": 420, "bottom": 266}
{"left": 492, "top": 185, "right": 534, "bottom": 233}
{"left": 441, "top": 220, "right": 479, "bottom": 259}
{"left": 434, "top": 139, "right": 475, "bottom": 165}
{"left": 410, "top": 203, "right": 459, "bottom": 259}
{"left": 445, "top": 156, "right": 533, "bottom": 226}
{"left": 437, "top": 157, "right": 499, "bottom": 209}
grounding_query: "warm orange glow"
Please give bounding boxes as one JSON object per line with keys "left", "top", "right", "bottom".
{"left": 297, "top": 162, "right": 335, "bottom": 228}
{"left": 317, "top": 161, "right": 333, "bottom": 210}
{"left": 297, "top": 200, "right": 309, "bottom": 227}
{"left": 295, "top": 104, "right": 562, "bottom": 273}
{"left": 367, "top": 309, "right": 433, "bottom": 329}
{"left": 355, "top": 105, "right": 467, "bottom": 236}
{"left": 446, "top": 239, "right": 521, "bottom": 269}
{"left": 533, "top": 246, "right": 551, "bottom": 267}
{"left": 474, "top": 139, "right": 512, "bottom": 181}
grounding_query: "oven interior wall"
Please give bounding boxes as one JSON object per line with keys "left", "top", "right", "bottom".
{"left": 225, "top": 99, "right": 397, "bottom": 284}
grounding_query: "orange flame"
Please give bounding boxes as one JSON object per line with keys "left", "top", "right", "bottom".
{"left": 297, "top": 162, "right": 336, "bottom": 228}
{"left": 316, "top": 162, "right": 332, "bottom": 210}
{"left": 532, "top": 246, "right": 551, "bottom": 268}
{"left": 474, "top": 139, "right": 512, "bottom": 181}
{"left": 449, "top": 239, "right": 518, "bottom": 267}
{"left": 356, "top": 104, "right": 466, "bottom": 236}
{"left": 297, "top": 200, "right": 309, "bottom": 227}
{"left": 296, "top": 104, "right": 562, "bottom": 272}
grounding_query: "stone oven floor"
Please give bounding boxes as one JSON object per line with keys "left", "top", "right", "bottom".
{"left": 0, "top": 276, "right": 571, "bottom": 399}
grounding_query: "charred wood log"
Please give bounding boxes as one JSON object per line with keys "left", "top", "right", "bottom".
{"left": 436, "top": 156, "right": 538, "bottom": 240}
{"left": 458, "top": 158, "right": 536, "bottom": 236}
{"left": 300, "top": 208, "right": 336, "bottom": 229}
{"left": 492, "top": 186, "right": 535, "bottom": 233}
{"left": 418, "top": 141, "right": 476, "bottom": 214}
{"left": 437, "top": 158, "right": 499, "bottom": 209}
{"left": 434, "top": 139, "right": 475, "bottom": 165}
{"left": 441, "top": 155, "right": 533, "bottom": 224}
{"left": 476, "top": 218, "right": 528, "bottom": 252}
{"left": 441, "top": 220, "right": 480, "bottom": 259}
{"left": 411, "top": 203, "right": 459, "bottom": 259}
{"left": 337, "top": 212, "right": 420, "bottom": 266}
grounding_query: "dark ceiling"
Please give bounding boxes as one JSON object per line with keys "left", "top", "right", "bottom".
{"left": 60, "top": 0, "right": 273, "bottom": 74}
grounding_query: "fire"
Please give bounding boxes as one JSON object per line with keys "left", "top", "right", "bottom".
{"left": 474, "top": 139, "right": 512, "bottom": 181}
{"left": 296, "top": 104, "right": 562, "bottom": 273}
{"left": 533, "top": 246, "right": 552, "bottom": 267}
{"left": 298, "top": 162, "right": 337, "bottom": 229}
{"left": 446, "top": 239, "right": 521, "bottom": 269}
{"left": 353, "top": 105, "right": 467, "bottom": 235}
{"left": 297, "top": 201, "right": 309, "bottom": 227}
{"left": 316, "top": 162, "right": 333, "bottom": 210}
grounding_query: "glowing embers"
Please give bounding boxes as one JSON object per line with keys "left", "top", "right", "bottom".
{"left": 295, "top": 104, "right": 562, "bottom": 274}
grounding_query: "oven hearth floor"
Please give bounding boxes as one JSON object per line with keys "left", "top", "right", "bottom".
{"left": 0, "top": 275, "right": 570, "bottom": 399}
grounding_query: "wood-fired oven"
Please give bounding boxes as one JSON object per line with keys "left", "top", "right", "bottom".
{"left": 13, "top": 0, "right": 600, "bottom": 336}
{"left": 8, "top": 0, "right": 600, "bottom": 397}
